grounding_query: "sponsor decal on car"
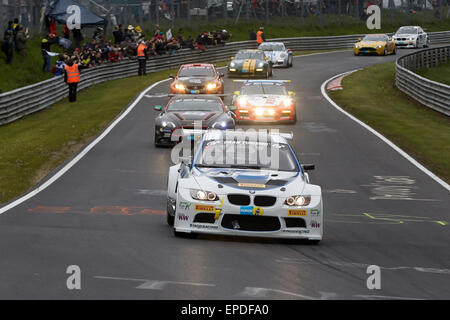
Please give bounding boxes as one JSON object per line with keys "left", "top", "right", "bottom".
{"left": 178, "top": 213, "right": 189, "bottom": 221}
{"left": 240, "top": 206, "right": 264, "bottom": 216}
{"left": 311, "top": 209, "right": 320, "bottom": 216}
{"left": 310, "top": 220, "right": 321, "bottom": 228}
{"left": 179, "top": 201, "right": 191, "bottom": 210}
{"left": 238, "top": 183, "right": 266, "bottom": 188}
{"left": 288, "top": 209, "right": 307, "bottom": 216}
{"left": 190, "top": 223, "right": 219, "bottom": 230}
{"left": 195, "top": 204, "right": 215, "bottom": 212}
{"left": 282, "top": 229, "right": 310, "bottom": 234}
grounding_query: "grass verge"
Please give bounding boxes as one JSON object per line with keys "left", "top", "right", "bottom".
{"left": 416, "top": 61, "right": 450, "bottom": 86}
{"left": 328, "top": 62, "right": 450, "bottom": 183}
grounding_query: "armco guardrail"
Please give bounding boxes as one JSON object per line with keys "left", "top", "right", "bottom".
{"left": 395, "top": 45, "right": 450, "bottom": 116}
{"left": 1, "top": 31, "right": 450, "bottom": 125}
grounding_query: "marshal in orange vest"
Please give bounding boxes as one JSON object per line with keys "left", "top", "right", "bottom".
{"left": 65, "top": 64, "right": 80, "bottom": 83}
{"left": 256, "top": 30, "right": 264, "bottom": 44}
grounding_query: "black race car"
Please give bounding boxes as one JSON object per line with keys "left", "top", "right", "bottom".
{"left": 153, "top": 95, "right": 235, "bottom": 147}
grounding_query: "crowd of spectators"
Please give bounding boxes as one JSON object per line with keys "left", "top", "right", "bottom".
{"left": 1, "top": 19, "right": 30, "bottom": 64}
{"left": 37, "top": 24, "right": 232, "bottom": 75}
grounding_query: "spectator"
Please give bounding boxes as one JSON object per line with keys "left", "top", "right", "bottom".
{"left": 15, "top": 25, "right": 29, "bottom": 60}
{"left": 153, "top": 24, "right": 161, "bottom": 37}
{"left": 2, "top": 21, "right": 14, "bottom": 64}
{"left": 113, "top": 24, "right": 123, "bottom": 44}
{"left": 249, "top": 29, "right": 257, "bottom": 40}
{"left": 63, "top": 24, "right": 70, "bottom": 39}
{"left": 41, "top": 34, "right": 53, "bottom": 72}
{"left": 72, "top": 28, "right": 83, "bottom": 49}
{"left": 53, "top": 55, "right": 66, "bottom": 77}
{"left": 124, "top": 25, "right": 135, "bottom": 41}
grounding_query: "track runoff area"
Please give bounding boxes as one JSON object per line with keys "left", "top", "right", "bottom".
{"left": 0, "top": 47, "right": 448, "bottom": 312}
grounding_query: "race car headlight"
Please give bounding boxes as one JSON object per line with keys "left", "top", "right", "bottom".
{"left": 175, "top": 83, "right": 185, "bottom": 90}
{"left": 206, "top": 83, "right": 217, "bottom": 90}
{"left": 285, "top": 196, "right": 311, "bottom": 206}
{"left": 230, "top": 62, "right": 235, "bottom": 67}
{"left": 212, "top": 121, "right": 227, "bottom": 129}
{"left": 254, "top": 108, "right": 265, "bottom": 116}
{"left": 280, "top": 53, "right": 287, "bottom": 58}
{"left": 376, "top": 45, "right": 382, "bottom": 48}
{"left": 355, "top": 44, "right": 360, "bottom": 49}
{"left": 258, "top": 62, "right": 264, "bottom": 67}
{"left": 161, "top": 121, "right": 176, "bottom": 128}
{"left": 190, "top": 189, "right": 219, "bottom": 201}
{"left": 282, "top": 97, "right": 293, "bottom": 107}
{"left": 237, "top": 96, "right": 247, "bottom": 107}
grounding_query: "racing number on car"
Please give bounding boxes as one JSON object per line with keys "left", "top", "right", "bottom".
{"left": 253, "top": 207, "right": 264, "bottom": 216}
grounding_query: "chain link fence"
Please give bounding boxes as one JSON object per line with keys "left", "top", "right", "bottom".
{"left": 1, "top": 0, "right": 449, "bottom": 37}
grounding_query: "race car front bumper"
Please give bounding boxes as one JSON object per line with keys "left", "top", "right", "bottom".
{"left": 227, "top": 68, "right": 267, "bottom": 78}
{"left": 271, "top": 58, "right": 288, "bottom": 67}
{"left": 353, "top": 47, "right": 385, "bottom": 55}
{"left": 172, "top": 188, "right": 323, "bottom": 240}
{"left": 394, "top": 40, "right": 417, "bottom": 48}
{"left": 234, "top": 107, "right": 295, "bottom": 123}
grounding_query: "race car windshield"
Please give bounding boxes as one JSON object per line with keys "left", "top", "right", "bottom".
{"left": 397, "top": 27, "right": 418, "bottom": 35}
{"left": 235, "top": 52, "right": 265, "bottom": 60}
{"left": 195, "top": 140, "right": 299, "bottom": 172}
{"left": 178, "top": 67, "right": 215, "bottom": 77}
{"left": 259, "top": 43, "right": 285, "bottom": 51}
{"left": 167, "top": 100, "right": 223, "bottom": 112}
{"left": 363, "top": 35, "right": 387, "bottom": 41}
{"left": 241, "top": 84, "right": 287, "bottom": 95}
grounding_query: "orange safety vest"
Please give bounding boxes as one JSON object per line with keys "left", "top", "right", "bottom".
{"left": 65, "top": 64, "right": 80, "bottom": 83}
{"left": 137, "top": 43, "right": 147, "bottom": 57}
{"left": 256, "top": 31, "right": 264, "bottom": 44}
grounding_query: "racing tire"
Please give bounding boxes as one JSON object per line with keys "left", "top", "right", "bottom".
{"left": 265, "top": 69, "right": 270, "bottom": 79}
{"left": 288, "top": 57, "right": 293, "bottom": 67}
{"left": 174, "top": 229, "right": 197, "bottom": 239}
{"left": 424, "top": 39, "right": 429, "bottom": 48}
{"left": 167, "top": 213, "right": 174, "bottom": 226}
{"left": 308, "top": 240, "right": 321, "bottom": 245}
{"left": 383, "top": 48, "right": 387, "bottom": 56}
{"left": 392, "top": 46, "right": 397, "bottom": 55}
{"left": 269, "top": 66, "right": 273, "bottom": 77}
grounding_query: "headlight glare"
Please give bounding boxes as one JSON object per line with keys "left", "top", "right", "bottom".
{"left": 190, "top": 189, "right": 219, "bottom": 201}
{"left": 285, "top": 195, "right": 311, "bottom": 206}
{"left": 207, "top": 83, "right": 217, "bottom": 90}
{"left": 175, "top": 83, "right": 185, "bottom": 90}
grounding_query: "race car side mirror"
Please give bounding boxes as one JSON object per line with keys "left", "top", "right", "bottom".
{"left": 288, "top": 91, "right": 294, "bottom": 97}
{"left": 153, "top": 105, "right": 162, "bottom": 111}
{"left": 302, "top": 164, "right": 315, "bottom": 171}
{"left": 234, "top": 91, "right": 239, "bottom": 95}
{"left": 169, "top": 74, "right": 175, "bottom": 79}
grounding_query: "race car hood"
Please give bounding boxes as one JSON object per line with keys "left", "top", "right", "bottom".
{"left": 231, "top": 59, "right": 264, "bottom": 71}
{"left": 192, "top": 167, "right": 305, "bottom": 193}
{"left": 262, "top": 50, "right": 286, "bottom": 62}
{"left": 161, "top": 111, "right": 226, "bottom": 126}
{"left": 240, "top": 94, "right": 286, "bottom": 107}
{"left": 356, "top": 40, "right": 386, "bottom": 48}
{"left": 176, "top": 77, "right": 216, "bottom": 86}
{"left": 394, "top": 33, "right": 417, "bottom": 38}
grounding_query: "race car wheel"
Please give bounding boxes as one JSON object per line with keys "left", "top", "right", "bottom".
{"left": 288, "top": 57, "right": 293, "bottom": 67}
{"left": 167, "top": 212, "right": 174, "bottom": 226}
{"left": 393, "top": 46, "right": 397, "bottom": 55}
{"left": 308, "top": 240, "right": 321, "bottom": 245}
{"left": 383, "top": 47, "right": 387, "bottom": 56}
{"left": 424, "top": 39, "right": 429, "bottom": 48}
{"left": 265, "top": 69, "right": 270, "bottom": 79}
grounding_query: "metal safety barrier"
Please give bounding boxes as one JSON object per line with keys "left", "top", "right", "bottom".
{"left": 395, "top": 45, "right": 450, "bottom": 116}
{"left": 1, "top": 31, "right": 450, "bottom": 125}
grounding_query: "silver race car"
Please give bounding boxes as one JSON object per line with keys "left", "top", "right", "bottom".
{"left": 166, "top": 130, "right": 323, "bottom": 243}
{"left": 392, "top": 26, "right": 429, "bottom": 48}
{"left": 258, "top": 42, "right": 293, "bottom": 68}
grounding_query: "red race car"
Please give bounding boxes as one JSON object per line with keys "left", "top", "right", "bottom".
{"left": 169, "top": 63, "right": 224, "bottom": 94}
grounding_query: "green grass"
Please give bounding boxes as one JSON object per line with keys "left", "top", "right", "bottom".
{"left": 328, "top": 62, "right": 450, "bottom": 183}
{"left": 1, "top": 10, "right": 449, "bottom": 92}
{"left": 415, "top": 61, "right": 450, "bottom": 86}
{"left": 0, "top": 69, "right": 178, "bottom": 204}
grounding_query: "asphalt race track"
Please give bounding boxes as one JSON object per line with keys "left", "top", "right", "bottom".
{"left": 0, "top": 49, "right": 449, "bottom": 299}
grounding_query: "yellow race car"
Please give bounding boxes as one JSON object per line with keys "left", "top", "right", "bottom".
{"left": 354, "top": 34, "right": 397, "bottom": 56}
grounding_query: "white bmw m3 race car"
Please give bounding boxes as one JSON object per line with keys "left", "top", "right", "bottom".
{"left": 166, "top": 130, "right": 323, "bottom": 243}
{"left": 258, "top": 42, "right": 293, "bottom": 68}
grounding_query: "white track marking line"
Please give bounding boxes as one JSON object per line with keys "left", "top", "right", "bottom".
{"left": 94, "top": 275, "right": 215, "bottom": 290}
{"left": 321, "top": 71, "right": 450, "bottom": 192}
{"left": 0, "top": 78, "right": 171, "bottom": 215}
{"left": 0, "top": 50, "right": 353, "bottom": 215}
{"left": 237, "top": 287, "right": 337, "bottom": 299}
